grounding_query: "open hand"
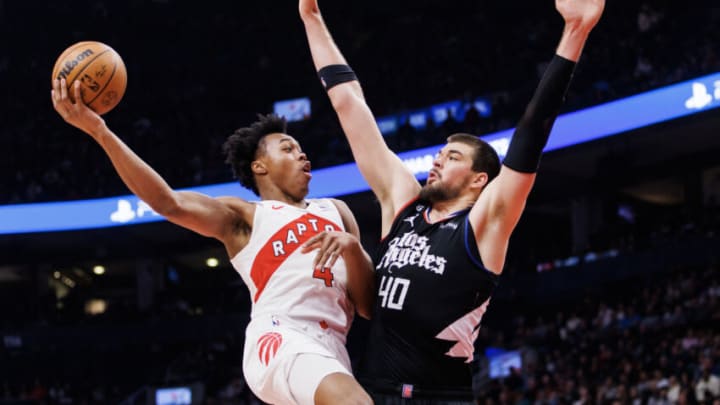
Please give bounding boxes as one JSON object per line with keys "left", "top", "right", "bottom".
{"left": 299, "top": 0, "right": 320, "bottom": 19}
{"left": 556, "top": 0, "right": 605, "bottom": 32}
{"left": 301, "top": 231, "right": 359, "bottom": 270}
{"left": 51, "top": 79, "right": 105, "bottom": 137}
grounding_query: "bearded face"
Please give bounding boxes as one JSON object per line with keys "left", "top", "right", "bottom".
{"left": 419, "top": 177, "right": 462, "bottom": 203}
{"left": 419, "top": 141, "right": 484, "bottom": 203}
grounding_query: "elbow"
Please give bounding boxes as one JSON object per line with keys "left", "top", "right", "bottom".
{"left": 356, "top": 305, "right": 373, "bottom": 320}
{"left": 328, "top": 83, "right": 364, "bottom": 113}
{"left": 150, "top": 192, "right": 183, "bottom": 218}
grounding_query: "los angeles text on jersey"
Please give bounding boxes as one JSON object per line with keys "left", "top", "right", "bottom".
{"left": 376, "top": 231, "right": 447, "bottom": 275}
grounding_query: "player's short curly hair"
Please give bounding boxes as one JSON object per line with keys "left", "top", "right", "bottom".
{"left": 447, "top": 133, "right": 501, "bottom": 182}
{"left": 222, "top": 114, "right": 288, "bottom": 196}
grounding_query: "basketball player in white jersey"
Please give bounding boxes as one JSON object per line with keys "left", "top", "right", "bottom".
{"left": 51, "top": 81, "right": 374, "bottom": 405}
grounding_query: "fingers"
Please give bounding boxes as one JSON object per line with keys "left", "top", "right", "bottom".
{"left": 301, "top": 233, "right": 324, "bottom": 253}
{"left": 325, "top": 249, "right": 341, "bottom": 270}
{"left": 60, "top": 78, "right": 68, "bottom": 100}
{"left": 319, "top": 248, "right": 341, "bottom": 271}
{"left": 313, "top": 233, "right": 338, "bottom": 270}
{"left": 52, "top": 79, "right": 71, "bottom": 117}
{"left": 301, "top": 231, "right": 344, "bottom": 270}
{"left": 51, "top": 88, "right": 58, "bottom": 109}
{"left": 52, "top": 79, "right": 85, "bottom": 105}
{"left": 73, "top": 80, "right": 85, "bottom": 106}
{"left": 51, "top": 78, "right": 59, "bottom": 99}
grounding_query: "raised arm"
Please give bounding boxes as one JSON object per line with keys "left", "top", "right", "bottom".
{"left": 299, "top": 0, "right": 420, "bottom": 233}
{"left": 470, "top": 0, "right": 605, "bottom": 272}
{"left": 51, "top": 80, "right": 252, "bottom": 253}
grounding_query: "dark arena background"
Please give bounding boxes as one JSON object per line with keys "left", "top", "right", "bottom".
{"left": 1, "top": 1, "right": 719, "bottom": 404}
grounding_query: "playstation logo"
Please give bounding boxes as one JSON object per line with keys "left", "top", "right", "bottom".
{"left": 110, "top": 200, "right": 136, "bottom": 223}
{"left": 685, "top": 82, "right": 713, "bottom": 110}
{"left": 110, "top": 199, "right": 160, "bottom": 223}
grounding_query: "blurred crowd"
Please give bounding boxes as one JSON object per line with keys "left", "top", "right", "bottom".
{"left": 1, "top": 261, "right": 718, "bottom": 404}
{"left": 476, "top": 265, "right": 720, "bottom": 404}
{"left": 1, "top": 0, "right": 718, "bottom": 204}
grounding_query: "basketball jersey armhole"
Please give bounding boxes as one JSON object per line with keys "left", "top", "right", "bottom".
{"left": 323, "top": 198, "right": 347, "bottom": 232}
{"left": 379, "top": 196, "right": 420, "bottom": 243}
{"left": 229, "top": 201, "right": 262, "bottom": 264}
{"left": 464, "top": 216, "right": 500, "bottom": 279}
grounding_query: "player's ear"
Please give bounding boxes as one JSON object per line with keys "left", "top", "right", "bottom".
{"left": 252, "top": 160, "right": 268, "bottom": 175}
{"left": 470, "top": 172, "right": 489, "bottom": 191}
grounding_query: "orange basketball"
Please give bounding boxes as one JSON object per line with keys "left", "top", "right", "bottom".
{"left": 51, "top": 41, "right": 127, "bottom": 115}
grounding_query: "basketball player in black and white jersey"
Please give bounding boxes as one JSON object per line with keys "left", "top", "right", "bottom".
{"left": 300, "top": 0, "right": 604, "bottom": 402}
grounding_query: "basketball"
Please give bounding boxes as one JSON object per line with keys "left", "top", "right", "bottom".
{"left": 51, "top": 41, "right": 127, "bottom": 115}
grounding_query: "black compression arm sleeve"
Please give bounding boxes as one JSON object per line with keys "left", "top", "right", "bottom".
{"left": 318, "top": 64, "right": 358, "bottom": 91}
{"left": 503, "top": 55, "right": 577, "bottom": 173}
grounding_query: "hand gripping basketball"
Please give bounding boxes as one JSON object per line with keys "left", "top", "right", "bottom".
{"left": 51, "top": 41, "right": 127, "bottom": 115}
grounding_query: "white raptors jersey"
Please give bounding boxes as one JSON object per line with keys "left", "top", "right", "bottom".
{"left": 231, "top": 199, "right": 355, "bottom": 338}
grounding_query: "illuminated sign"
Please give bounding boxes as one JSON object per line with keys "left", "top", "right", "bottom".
{"left": 375, "top": 98, "right": 491, "bottom": 134}
{"left": 273, "top": 97, "right": 311, "bottom": 122}
{"left": 156, "top": 387, "right": 192, "bottom": 405}
{"left": 2, "top": 72, "right": 719, "bottom": 234}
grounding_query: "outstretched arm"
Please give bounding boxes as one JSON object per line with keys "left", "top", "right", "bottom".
{"left": 471, "top": 0, "right": 605, "bottom": 273}
{"left": 299, "top": 0, "right": 420, "bottom": 236}
{"left": 51, "top": 80, "right": 252, "bottom": 251}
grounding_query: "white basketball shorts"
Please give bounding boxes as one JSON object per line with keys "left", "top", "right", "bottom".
{"left": 243, "top": 318, "right": 352, "bottom": 405}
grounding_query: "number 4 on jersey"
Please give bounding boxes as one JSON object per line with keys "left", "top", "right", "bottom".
{"left": 313, "top": 267, "right": 334, "bottom": 287}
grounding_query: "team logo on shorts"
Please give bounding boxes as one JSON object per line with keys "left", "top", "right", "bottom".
{"left": 257, "top": 332, "right": 283, "bottom": 366}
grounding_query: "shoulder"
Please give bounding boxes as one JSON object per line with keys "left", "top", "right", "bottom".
{"left": 216, "top": 196, "right": 256, "bottom": 210}
{"left": 216, "top": 196, "right": 257, "bottom": 227}
{"left": 396, "top": 197, "right": 426, "bottom": 217}
{"left": 329, "top": 198, "right": 360, "bottom": 235}
{"left": 328, "top": 198, "right": 350, "bottom": 211}
{"left": 328, "top": 198, "right": 353, "bottom": 220}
